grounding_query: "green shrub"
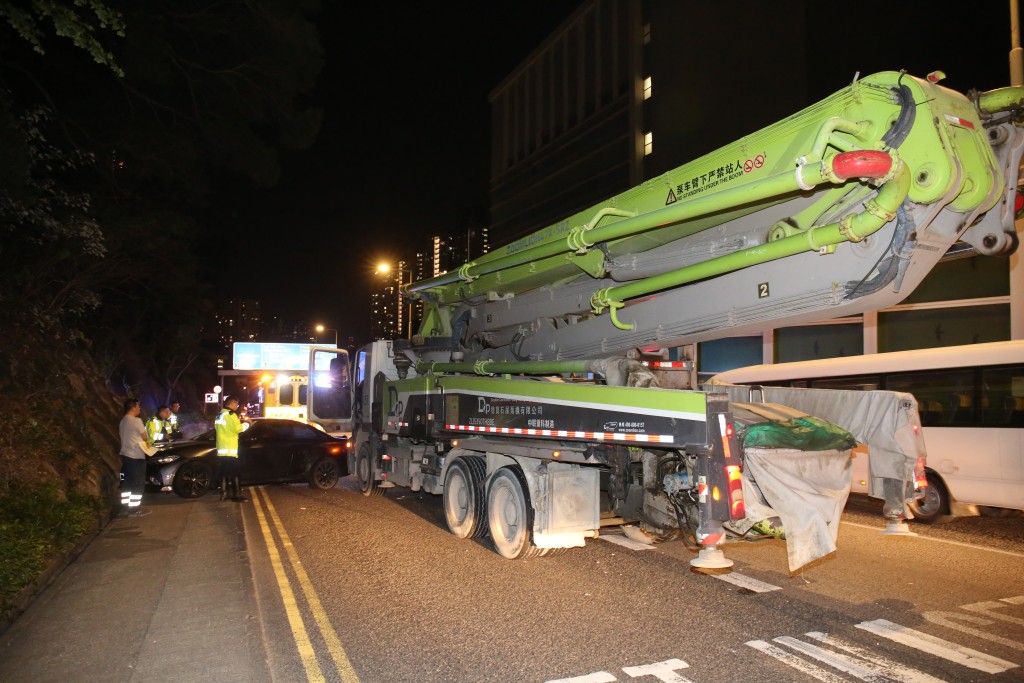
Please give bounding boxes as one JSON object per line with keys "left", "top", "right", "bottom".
{"left": 0, "top": 481, "right": 102, "bottom": 614}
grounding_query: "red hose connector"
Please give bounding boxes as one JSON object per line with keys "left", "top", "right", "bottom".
{"left": 832, "top": 150, "right": 893, "bottom": 180}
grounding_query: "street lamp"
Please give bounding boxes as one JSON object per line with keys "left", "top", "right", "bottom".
{"left": 315, "top": 324, "right": 338, "bottom": 347}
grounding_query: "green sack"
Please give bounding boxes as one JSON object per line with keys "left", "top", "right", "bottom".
{"left": 742, "top": 415, "right": 857, "bottom": 451}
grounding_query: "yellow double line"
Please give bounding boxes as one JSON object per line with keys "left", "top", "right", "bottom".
{"left": 250, "top": 486, "right": 360, "bottom": 682}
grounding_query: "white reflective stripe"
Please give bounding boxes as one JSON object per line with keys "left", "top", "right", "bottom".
{"left": 120, "top": 493, "right": 131, "bottom": 503}
{"left": 217, "top": 448, "right": 238, "bottom": 455}
{"left": 856, "top": 619, "right": 1018, "bottom": 674}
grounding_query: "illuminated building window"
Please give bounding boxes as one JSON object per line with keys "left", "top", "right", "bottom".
{"left": 644, "top": 131, "right": 653, "bottom": 156}
{"left": 643, "top": 77, "right": 652, "bottom": 100}
{"left": 643, "top": 23, "right": 651, "bottom": 45}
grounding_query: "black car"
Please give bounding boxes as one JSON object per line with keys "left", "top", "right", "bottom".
{"left": 147, "top": 418, "right": 349, "bottom": 498}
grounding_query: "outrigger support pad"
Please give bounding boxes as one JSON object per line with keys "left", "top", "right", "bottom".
{"left": 881, "top": 519, "right": 917, "bottom": 536}
{"left": 690, "top": 545, "right": 734, "bottom": 569}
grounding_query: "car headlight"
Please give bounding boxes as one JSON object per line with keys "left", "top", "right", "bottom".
{"left": 152, "top": 454, "right": 181, "bottom": 465}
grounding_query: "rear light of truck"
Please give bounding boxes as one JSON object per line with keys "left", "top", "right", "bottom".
{"left": 914, "top": 457, "right": 928, "bottom": 490}
{"left": 726, "top": 464, "right": 745, "bottom": 519}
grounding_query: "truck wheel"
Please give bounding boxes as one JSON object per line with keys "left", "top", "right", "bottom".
{"left": 487, "top": 467, "right": 542, "bottom": 559}
{"left": 443, "top": 456, "right": 487, "bottom": 539}
{"left": 909, "top": 471, "right": 948, "bottom": 523}
{"left": 356, "top": 444, "right": 384, "bottom": 497}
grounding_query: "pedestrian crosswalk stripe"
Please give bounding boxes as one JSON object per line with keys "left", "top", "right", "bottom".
{"left": 745, "top": 640, "right": 848, "bottom": 682}
{"left": 773, "top": 635, "right": 926, "bottom": 681}
{"left": 855, "top": 618, "right": 1018, "bottom": 674}
{"left": 803, "top": 631, "right": 945, "bottom": 682}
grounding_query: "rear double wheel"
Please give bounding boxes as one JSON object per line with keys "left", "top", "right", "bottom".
{"left": 355, "top": 443, "right": 384, "bottom": 497}
{"left": 443, "top": 456, "right": 488, "bottom": 538}
{"left": 487, "top": 466, "right": 543, "bottom": 559}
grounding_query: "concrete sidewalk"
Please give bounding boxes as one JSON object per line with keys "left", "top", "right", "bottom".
{"left": 0, "top": 493, "right": 270, "bottom": 683}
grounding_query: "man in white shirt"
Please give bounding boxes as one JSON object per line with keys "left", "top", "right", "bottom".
{"left": 118, "top": 399, "right": 152, "bottom": 517}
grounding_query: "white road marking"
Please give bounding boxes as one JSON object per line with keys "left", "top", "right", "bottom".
{"left": 1001, "top": 595, "right": 1024, "bottom": 605}
{"left": 841, "top": 521, "right": 1024, "bottom": 558}
{"left": 711, "top": 572, "right": 782, "bottom": 593}
{"left": 545, "top": 673, "right": 617, "bottom": 683}
{"left": 745, "top": 640, "right": 848, "bottom": 682}
{"left": 960, "top": 599, "right": 1024, "bottom": 626}
{"left": 923, "top": 610, "right": 1024, "bottom": 651}
{"left": 804, "top": 631, "right": 947, "bottom": 682}
{"left": 622, "top": 658, "right": 692, "bottom": 682}
{"left": 856, "top": 619, "right": 1019, "bottom": 674}
{"left": 599, "top": 534, "right": 656, "bottom": 551}
{"left": 775, "top": 635, "right": 914, "bottom": 681}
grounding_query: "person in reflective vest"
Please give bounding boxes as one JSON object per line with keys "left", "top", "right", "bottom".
{"left": 168, "top": 401, "right": 183, "bottom": 440}
{"left": 215, "top": 396, "right": 246, "bottom": 501}
{"left": 145, "top": 406, "right": 171, "bottom": 445}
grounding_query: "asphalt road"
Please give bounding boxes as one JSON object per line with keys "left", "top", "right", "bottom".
{"left": 241, "top": 479, "right": 1024, "bottom": 683}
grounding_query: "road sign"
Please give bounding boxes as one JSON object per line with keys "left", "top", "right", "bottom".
{"left": 205, "top": 393, "right": 219, "bottom": 404}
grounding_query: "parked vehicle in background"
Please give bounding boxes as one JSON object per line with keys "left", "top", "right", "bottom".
{"left": 146, "top": 418, "right": 349, "bottom": 498}
{"left": 709, "top": 341, "right": 1024, "bottom": 522}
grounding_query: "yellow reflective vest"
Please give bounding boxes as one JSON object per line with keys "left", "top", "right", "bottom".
{"left": 145, "top": 417, "right": 166, "bottom": 444}
{"left": 214, "top": 408, "right": 243, "bottom": 457}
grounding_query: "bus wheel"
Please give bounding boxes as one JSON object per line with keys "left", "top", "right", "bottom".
{"left": 910, "top": 471, "right": 948, "bottom": 523}
{"left": 443, "top": 456, "right": 487, "bottom": 539}
{"left": 487, "top": 467, "right": 542, "bottom": 559}
{"left": 356, "top": 444, "right": 383, "bottom": 497}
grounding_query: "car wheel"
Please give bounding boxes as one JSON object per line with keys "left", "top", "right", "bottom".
{"left": 308, "top": 457, "right": 340, "bottom": 490}
{"left": 172, "top": 461, "right": 213, "bottom": 499}
{"left": 443, "top": 456, "right": 488, "bottom": 539}
{"left": 909, "top": 471, "right": 949, "bottom": 524}
{"left": 356, "top": 443, "right": 384, "bottom": 497}
{"left": 486, "top": 467, "right": 542, "bottom": 559}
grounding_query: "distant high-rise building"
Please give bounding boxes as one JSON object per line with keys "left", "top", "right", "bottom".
{"left": 370, "top": 284, "right": 398, "bottom": 340}
{"left": 211, "top": 299, "right": 263, "bottom": 345}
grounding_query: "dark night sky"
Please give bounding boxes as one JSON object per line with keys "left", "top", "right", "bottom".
{"left": 214, "top": 1, "right": 1022, "bottom": 343}
{"left": 216, "top": 1, "right": 582, "bottom": 339}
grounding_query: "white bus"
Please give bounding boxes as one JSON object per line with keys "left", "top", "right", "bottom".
{"left": 710, "top": 341, "right": 1024, "bottom": 522}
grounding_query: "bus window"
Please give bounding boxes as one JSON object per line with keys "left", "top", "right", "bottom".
{"left": 810, "top": 376, "right": 880, "bottom": 391}
{"left": 279, "top": 383, "right": 294, "bottom": 407}
{"left": 982, "top": 365, "right": 1024, "bottom": 427}
{"left": 886, "top": 369, "right": 975, "bottom": 427}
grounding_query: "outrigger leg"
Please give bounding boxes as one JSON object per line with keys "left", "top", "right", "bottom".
{"left": 690, "top": 524, "right": 734, "bottom": 569}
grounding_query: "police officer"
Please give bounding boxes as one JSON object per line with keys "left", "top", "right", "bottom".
{"left": 145, "top": 406, "right": 171, "bottom": 446}
{"left": 168, "top": 401, "right": 183, "bottom": 441}
{"left": 215, "top": 395, "right": 246, "bottom": 501}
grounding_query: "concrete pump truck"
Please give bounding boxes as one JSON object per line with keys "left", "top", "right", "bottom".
{"left": 306, "top": 71, "right": 1024, "bottom": 570}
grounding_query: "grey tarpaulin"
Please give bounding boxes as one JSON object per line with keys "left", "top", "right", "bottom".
{"left": 741, "top": 447, "right": 852, "bottom": 571}
{"left": 708, "top": 383, "right": 926, "bottom": 514}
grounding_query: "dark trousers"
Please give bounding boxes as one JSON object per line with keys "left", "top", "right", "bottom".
{"left": 218, "top": 455, "right": 240, "bottom": 479}
{"left": 120, "top": 456, "right": 145, "bottom": 508}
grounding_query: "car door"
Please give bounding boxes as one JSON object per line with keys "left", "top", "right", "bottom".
{"left": 284, "top": 422, "right": 327, "bottom": 480}
{"left": 239, "top": 422, "right": 294, "bottom": 484}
